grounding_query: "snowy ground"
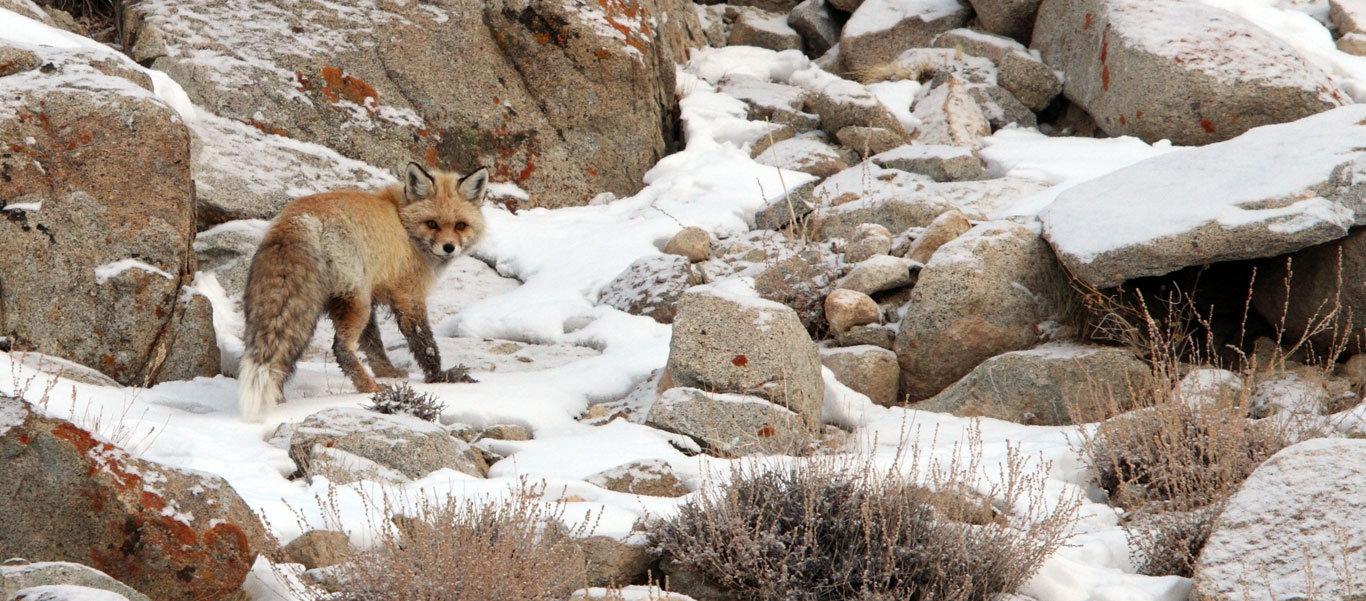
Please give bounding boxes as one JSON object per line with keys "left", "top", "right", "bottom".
{"left": 5, "top": 2, "right": 1365, "bottom": 600}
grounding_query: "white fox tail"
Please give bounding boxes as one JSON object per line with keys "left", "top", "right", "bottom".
{"left": 237, "top": 356, "right": 281, "bottom": 423}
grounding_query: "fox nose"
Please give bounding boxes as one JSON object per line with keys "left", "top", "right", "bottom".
{"left": 442, "top": 243, "right": 456, "bottom": 254}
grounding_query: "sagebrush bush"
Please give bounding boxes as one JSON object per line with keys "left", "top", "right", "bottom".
{"left": 365, "top": 383, "right": 446, "bottom": 422}
{"left": 650, "top": 451, "right": 1075, "bottom": 601}
{"left": 293, "top": 490, "right": 587, "bottom": 601}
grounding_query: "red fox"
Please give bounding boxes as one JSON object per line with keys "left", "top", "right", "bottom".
{"left": 238, "top": 163, "right": 488, "bottom": 422}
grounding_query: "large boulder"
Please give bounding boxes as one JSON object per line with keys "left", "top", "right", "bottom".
{"left": 1040, "top": 105, "right": 1366, "bottom": 288}
{"left": 599, "top": 255, "right": 701, "bottom": 324}
{"left": 125, "top": 0, "right": 703, "bottom": 209}
{"left": 0, "top": 397, "right": 269, "bottom": 601}
{"left": 915, "top": 344, "right": 1151, "bottom": 425}
{"left": 788, "top": 0, "right": 844, "bottom": 57}
{"left": 1193, "top": 438, "right": 1366, "bottom": 601}
{"left": 2, "top": 563, "right": 148, "bottom": 601}
{"left": 1031, "top": 0, "right": 1345, "bottom": 146}
{"left": 839, "top": 0, "right": 973, "bottom": 75}
{"left": 820, "top": 345, "right": 900, "bottom": 406}
{"left": 665, "top": 286, "right": 824, "bottom": 424}
{"left": 894, "top": 221, "right": 1072, "bottom": 401}
{"left": 645, "top": 387, "right": 812, "bottom": 456}
{"left": 963, "top": 0, "right": 1041, "bottom": 42}
{"left": 287, "top": 408, "right": 487, "bottom": 484}
{"left": 1251, "top": 228, "right": 1366, "bottom": 351}
{"left": 0, "top": 44, "right": 219, "bottom": 386}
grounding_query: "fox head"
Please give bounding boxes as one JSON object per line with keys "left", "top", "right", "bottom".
{"left": 396, "top": 162, "right": 489, "bottom": 262}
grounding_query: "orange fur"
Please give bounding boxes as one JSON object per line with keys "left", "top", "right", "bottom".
{"left": 238, "top": 164, "right": 488, "bottom": 422}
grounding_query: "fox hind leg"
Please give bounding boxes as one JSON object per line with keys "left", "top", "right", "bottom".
{"left": 329, "top": 295, "right": 383, "bottom": 394}
{"left": 359, "top": 310, "right": 407, "bottom": 378}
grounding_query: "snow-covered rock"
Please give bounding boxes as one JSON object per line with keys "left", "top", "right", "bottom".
{"left": 872, "top": 144, "right": 989, "bottom": 182}
{"left": 905, "top": 209, "right": 972, "bottom": 263}
{"left": 1040, "top": 104, "right": 1366, "bottom": 288}
{"left": 0, "top": 397, "right": 269, "bottom": 601}
{"left": 9, "top": 585, "right": 131, "bottom": 601}
{"left": 753, "top": 133, "right": 850, "bottom": 178}
{"left": 1194, "top": 438, "right": 1366, "bottom": 601}
{"left": 1032, "top": 0, "right": 1347, "bottom": 145}
{"left": 1, "top": 563, "right": 148, "bottom": 601}
{"left": 895, "top": 221, "right": 1072, "bottom": 400}
{"left": 665, "top": 286, "right": 825, "bottom": 424}
{"left": 124, "top": 0, "right": 703, "bottom": 209}
{"left": 788, "top": 0, "right": 844, "bottom": 57}
{"left": 844, "top": 223, "right": 894, "bottom": 263}
{"left": 729, "top": 7, "right": 803, "bottom": 51}
{"left": 915, "top": 344, "right": 1151, "bottom": 425}
{"left": 717, "top": 76, "right": 819, "bottom": 131}
{"left": 0, "top": 41, "right": 218, "bottom": 386}
{"left": 790, "top": 65, "right": 910, "bottom": 138}
{"left": 599, "top": 255, "right": 702, "bottom": 325}
{"left": 586, "top": 458, "right": 689, "bottom": 497}
{"left": 287, "top": 407, "right": 487, "bottom": 484}
{"left": 645, "top": 387, "right": 813, "bottom": 456}
{"left": 911, "top": 77, "right": 992, "bottom": 146}
{"left": 835, "top": 125, "right": 906, "bottom": 155}
{"left": 839, "top": 0, "right": 973, "bottom": 74}
{"left": 932, "top": 28, "right": 1061, "bottom": 111}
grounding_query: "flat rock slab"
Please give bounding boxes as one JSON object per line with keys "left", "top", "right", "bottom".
{"left": 1032, "top": 0, "right": 1345, "bottom": 145}
{"left": 1041, "top": 104, "right": 1366, "bottom": 288}
{"left": 1194, "top": 438, "right": 1366, "bottom": 601}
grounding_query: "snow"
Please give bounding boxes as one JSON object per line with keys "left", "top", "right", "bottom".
{"left": 1040, "top": 104, "right": 1366, "bottom": 264}
{"left": 93, "top": 259, "right": 174, "bottom": 284}
{"left": 7, "top": 3, "right": 1341, "bottom": 600}
{"left": 8, "top": 585, "right": 131, "bottom": 601}
{"left": 844, "top": 0, "right": 967, "bottom": 37}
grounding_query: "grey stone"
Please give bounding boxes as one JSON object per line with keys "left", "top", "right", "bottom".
{"left": 753, "top": 133, "right": 849, "bottom": 178}
{"left": 753, "top": 247, "right": 843, "bottom": 333}
{"left": 788, "top": 0, "right": 844, "bottom": 57}
{"left": 289, "top": 408, "right": 487, "bottom": 483}
{"left": 193, "top": 219, "right": 268, "bottom": 298}
{"left": 730, "top": 0, "right": 803, "bottom": 13}
{"left": 872, "top": 144, "right": 988, "bottom": 182}
{"left": 2, "top": 563, "right": 148, "bottom": 601}
{"left": 718, "top": 77, "right": 819, "bottom": 131}
{"left": 281, "top": 531, "right": 353, "bottom": 570}
{"left": 586, "top": 459, "right": 689, "bottom": 497}
{"left": 837, "top": 324, "right": 897, "bottom": 348}
{"left": 574, "top": 536, "right": 655, "bottom": 588}
{"left": 916, "top": 344, "right": 1151, "bottom": 425}
{"left": 665, "top": 287, "right": 824, "bottom": 423}
{"left": 0, "top": 48, "right": 219, "bottom": 386}
{"left": 828, "top": 0, "right": 866, "bottom": 13}
{"left": 600, "top": 254, "right": 701, "bottom": 324}
{"left": 478, "top": 423, "right": 534, "bottom": 441}
{"left": 1339, "top": 32, "right": 1366, "bottom": 56}
{"left": 729, "top": 8, "right": 804, "bottom": 51}
{"left": 664, "top": 227, "right": 712, "bottom": 263}
{"left": 895, "top": 221, "right": 1073, "bottom": 400}
{"left": 905, "top": 209, "right": 972, "bottom": 263}
{"left": 970, "top": 83, "right": 1039, "bottom": 129}
{"left": 964, "top": 0, "right": 1042, "bottom": 42}
{"left": 0, "top": 0, "right": 51, "bottom": 24}
{"left": 911, "top": 76, "right": 991, "bottom": 147}
{"left": 835, "top": 255, "right": 918, "bottom": 295}
{"left": 933, "top": 28, "right": 1061, "bottom": 111}
{"left": 844, "top": 223, "right": 893, "bottom": 262}
{"left": 1194, "top": 438, "right": 1366, "bottom": 601}
{"left": 1032, "top": 0, "right": 1345, "bottom": 146}
{"left": 790, "top": 66, "right": 909, "bottom": 139}
{"left": 839, "top": 0, "right": 973, "bottom": 75}
{"left": 0, "top": 398, "right": 269, "bottom": 601}
{"left": 9, "top": 585, "right": 130, "bottom": 601}
{"left": 821, "top": 345, "right": 900, "bottom": 406}
{"left": 835, "top": 125, "right": 905, "bottom": 156}
{"left": 824, "top": 288, "right": 881, "bottom": 335}
{"left": 754, "top": 181, "right": 818, "bottom": 230}
{"left": 126, "top": 0, "right": 704, "bottom": 209}
{"left": 1040, "top": 105, "right": 1366, "bottom": 288}
{"left": 808, "top": 163, "right": 1047, "bottom": 239}
{"left": 1330, "top": 0, "right": 1366, "bottom": 36}
{"left": 645, "top": 387, "right": 813, "bottom": 456}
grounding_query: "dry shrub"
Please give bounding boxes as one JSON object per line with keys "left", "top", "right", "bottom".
{"left": 650, "top": 434, "right": 1077, "bottom": 601}
{"left": 365, "top": 382, "right": 446, "bottom": 422}
{"left": 284, "top": 487, "right": 588, "bottom": 601}
{"left": 1071, "top": 266, "right": 1340, "bottom": 577}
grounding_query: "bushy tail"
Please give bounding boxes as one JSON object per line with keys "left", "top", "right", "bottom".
{"left": 238, "top": 229, "right": 328, "bottom": 422}
{"left": 237, "top": 356, "right": 280, "bottom": 423}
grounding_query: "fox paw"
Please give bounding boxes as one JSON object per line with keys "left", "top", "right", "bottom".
{"left": 428, "top": 365, "right": 478, "bottom": 384}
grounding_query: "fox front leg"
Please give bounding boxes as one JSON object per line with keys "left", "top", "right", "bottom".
{"left": 390, "top": 297, "right": 475, "bottom": 384}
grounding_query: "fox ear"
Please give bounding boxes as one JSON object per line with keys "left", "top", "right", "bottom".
{"left": 458, "top": 167, "right": 490, "bottom": 202}
{"left": 403, "top": 162, "right": 435, "bottom": 202}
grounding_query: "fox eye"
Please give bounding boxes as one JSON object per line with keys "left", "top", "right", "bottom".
{"left": 424, "top": 220, "right": 439, "bottom": 230}
{"left": 454, "top": 222, "right": 468, "bottom": 231}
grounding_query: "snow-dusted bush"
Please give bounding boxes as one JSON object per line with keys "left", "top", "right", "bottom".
{"left": 650, "top": 451, "right": 1076, "bottom": 601}
{"left": 364, "top": 383, "right": 445, "bottom": 422}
